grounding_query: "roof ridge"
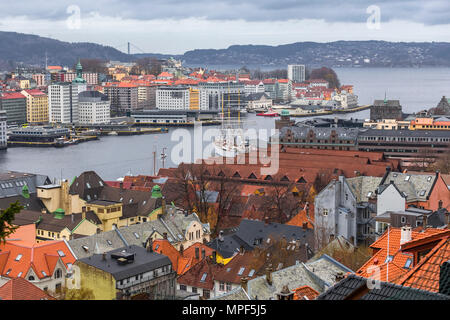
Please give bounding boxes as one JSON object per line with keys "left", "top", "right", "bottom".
{"left": 398, "top": 237, "right": 449, "bottom": 286}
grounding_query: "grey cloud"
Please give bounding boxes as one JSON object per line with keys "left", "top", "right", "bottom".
{"left": 0, "top": 0, "right": 449, "bottom": 25}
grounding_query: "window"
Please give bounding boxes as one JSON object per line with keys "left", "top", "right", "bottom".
{"left": 401, "top": 216, "right": 406, "bottom": 224}
{"left": 226, "top": 283, "right": 232, "bottom": 291}
{"left": 28, "top": 276, "right": 35, "bottom": 281}
{"left": 404, "top": 258, "right": 413, "bottom": 269}
{"left": 200, "top": 273, "right": 207, "bottom": 282}
{"left": 55, "top": 269, "right": 63, "bottom": 279}
{"left": 323, "top": 209, "right": 328, "bottom": 216}
{"left": 248, "top": 269, "right": 255, "bottom": 277}
{"left": 385, "top": 255, "right": 393, "bottom": 263}
{"left": 15, "top": 254, "right": 23, "bottom": 261}
{"left": 192, "top": 287, "right": 197, "bottom": 293}
{"left": 180, "top": 285, "right": 187, "bottom": 291}
{"left": 219, "top": 282, "right": 225, "bottom": 291}
{"left": 203, "top": 289, "right": 210, "bottom": 299}
{"left": 237, "top": 267, "right": 245, "bottom": 276}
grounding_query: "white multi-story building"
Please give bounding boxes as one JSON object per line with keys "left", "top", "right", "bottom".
{"left": 0, "top": 110, "right": 7, "bottom": 149}
{"left": 78, "top": 91, "right": 111, "bottom": 124}
{"left": 48, "top": 83, "right": 87, "bottom": 124}
{"left": 242, "top": 80, "right": 265, "bottom": 95}
{"left": 287, "top": 65, "right": 305, "bottom": 83}
{"left": 156, "top": 86, "right": 208, "bottom": 110}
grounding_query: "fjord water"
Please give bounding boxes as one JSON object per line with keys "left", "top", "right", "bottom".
{"left": 0, "top": 68, "right": 449, "bottom": 181}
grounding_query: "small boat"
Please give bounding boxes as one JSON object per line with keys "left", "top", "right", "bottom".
{"left": 107, "top": 131, "right": 118, "bottom": 136}
{"left": 257, "top": 110, "right": 279, "bottom": 117}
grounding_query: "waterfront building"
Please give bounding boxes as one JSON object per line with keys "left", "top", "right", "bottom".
{"left": 279, "top": 125, "right": 360, "bottom": 151}
{"left": 246, "top": 92, "right": 272, "bottom": 111}
{"left": 0, "top": 110, "right": 6, "bottom": 149}
{"left": 198, "top": 81, "right": 246, "bottom": 111}
{"left": 103, "top": 82, "right": 138, "bottom": 115}
{"left": 370, "top": 99, "right": 403, "bottom": 121}
{"left": 74, "top": 245, "right": 177, "bottom": 300}
{"left": 131, "top": 110, "right": 217, "bottom": 124}
{"left": 8, "top": 126, "right": 70, "bottom": 143}
{"left": 21, "top": 89, "right": 49, "bottom": 124}
{"left": 156, "top": 86, "right": 208, "bottom": 111}
{"left": 48, "top": 83, "right": 84, "bottom": 123}
{"left": 0, "top": 92, "right": 27, "bottom": 125}
{"left": 357, "top": 129, "right": 450, "bottom": 166}
{"left": 263, "top": 79, "right": 277, "bottom": 100}
{"left": 287, "top": 65, "right": 306, "bottom": 83}
{"left": 78, "top": 91, "right": 111, "bottom": 124}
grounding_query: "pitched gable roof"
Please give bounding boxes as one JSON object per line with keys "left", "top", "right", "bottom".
{"left": 0, "top": 278, "right": 56, "bottom": 300}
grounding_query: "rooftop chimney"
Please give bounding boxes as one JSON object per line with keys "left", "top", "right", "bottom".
{"left": 102, "top": 253, "right": 107, "bottom": 261}
{"left": 195, "top": 247, "right": 199, "bottom": 260}
{"left": 335, "top": 272, "right": 345, "bottom": 282}
{"left": 163, "top": 232, "right": 168, "bottom": 240}
{"left": 239, "top": 245, "right": 244, "bottom": 255}
{"left": 82, "top": 206, "right": 86, "bottom": 220}
{"left": 302, "top": 222, "right": 308, "bottom": 230}
{"left": 266, "top": 266, "right": 273, "bottom": 286}
{"left": 400, "top": 226, "right": 412, "bottom": 245}
{"left": 241, "top": 277, "right": 248, "bottom": 292}
{"left": 147, "top": 238, "right": 153, "bottom": 252}
{"left": 179, "top": 244, "right": 184, "bottom": 256}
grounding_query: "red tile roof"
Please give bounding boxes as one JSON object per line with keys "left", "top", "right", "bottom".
{"left": 293, "top": 285, "right": 319, "bottom": 300}
{"left": 152, "top": 239, "right": 192, "bottom": 275}
{"left": 399, "top": 236, "right": 450, "bottom": 293}
{"left": 22, "top": 89, "right": 46, "bottom": 96}
{"left": 1, "top": 92, "right": 26, "bottom": 100}
{"left": 0, "top": 278, "right": 56, "bottom": 300}
{"left": 177, "top": 258, "right": 224, "bottom": 290}
{"left": 0, "top": 238, "right": 76, "bottom": 280}
{"left": 356, "top": 227, "right": 449, "bottom": 285}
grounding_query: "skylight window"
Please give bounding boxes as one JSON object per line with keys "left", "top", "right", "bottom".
{"left": 419, "top": 190, "right": 426, "bottom": 196}
{"left": 385, "top": 255, "right": 393, "bottom": 263}
{"left": 86, "top": 195, "right": 91, "bottom": 201}
{"left": 42, "top": 271, "right": 47, "bottom": 276}
{"left": 237, "top": 267, "right": 245, "bottom": 276}
{"left": 226, "top": 268, "right": 231, "bottom": 272}
{"left": 200, "top": 273, "right": 207, "bottom": 282}
{"left": 155, "top": 244, "right": 160, "bottom": 250}
{"left": 129, "top": 198, "right": 133, "bottom": 203}
{"left": 367, "top": 192, "right": 373, "bottom": 197}
{"left": 5, "top": 269, "right": 11, "bottom": 275}
{"left": 17, "top": 272, "right": 22, "bottom": 277}
{"left": 15, "top": 254, "right": 23, "bottom": 261}
{"left": 427, "top": 176, "right": 432, "bottom": 182}
{"left": 107, "top": 240, "right": 112, "bottom": 245}
{"left": 177, "top": 234, "right": 183, "bottom": 240}
{"left": 82, "top": 245, "right": 89, "bottom": 251}
{"left": 248, "top": 269, "right": 255, "bottom": 277}
{"left": 404, "top": 258, "right": 413, "bottom": 269}
{"left": 134, "top": 232, "right": 140, "bottom": 239}
{"left": 99, "top": 181, "right": 104, "bottom": 186}
{"left": 57, "top": 250, "right": 65, "bottom": 257}
{"left": 404, "top": 175, "right": 410, "bottom": 181}
{"left": 86, "top": 182, "right": 91, "bottom": 189}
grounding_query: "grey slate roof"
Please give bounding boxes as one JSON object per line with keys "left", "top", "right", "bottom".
{"left": 347, "top": 176, "right": 382, "bottom": 203}
{"left": 214, "top": 254, "right": 353, "bottom": 300}
{"left": 0, "top": 171, "right": 51, "bottom": 199}
{"left": 78, "top": 245, "right": 171, "bottom": 281}
{"left": 208, "top": 219, "right": 314, "bottom": 259}
{"left": 379, "top": 172, "right": 437, "bottom": 202}
{"left": 211, "top": 287, "right": 251, "bottom": 300}
{"left": 359, "top": 128, "right": 450, "bottom": 138}
{"left": 317, "top": 274, "right": 450, "bottom": 300}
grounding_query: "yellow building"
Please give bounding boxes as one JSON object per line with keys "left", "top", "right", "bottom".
{"left": 363, "top": 119, "right": 410, "bottom": 130}
{"left": 85, "top": 200, "right": 123, "bottom": 231}
{"left": 74, "top": 261, "right": 117, "bottom": 300}
{"left": 21, "top": 89, "right": 49, "bottom": 124}
{"left": 410, "top": 117, "right": 450, "bottom": 130}
{"left": 189, "top": 88, "right": 200, "bottom": 110}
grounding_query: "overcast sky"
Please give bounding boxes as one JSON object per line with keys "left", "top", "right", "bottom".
{"left": 1, "top": 0, "right": 450, "bottom": 54}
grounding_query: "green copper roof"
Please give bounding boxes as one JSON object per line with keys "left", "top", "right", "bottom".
{"left": 281, "top": 109, "right": 290, "bottom": 116}
{"left": 72, "top": 58, "right": 86, "bottom": 84}
{"left": 21, "top": 185, "right": 30, "bottom": 199}
{"left": 151, "top": 185, "right": 162, "bottom": 199}
{"left": 53, "top": 208, "right": 65, "bottom": 219}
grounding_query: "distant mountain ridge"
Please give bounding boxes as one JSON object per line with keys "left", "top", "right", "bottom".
{"left": 1, "top": 31, "right": 450, "bottom": 70}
